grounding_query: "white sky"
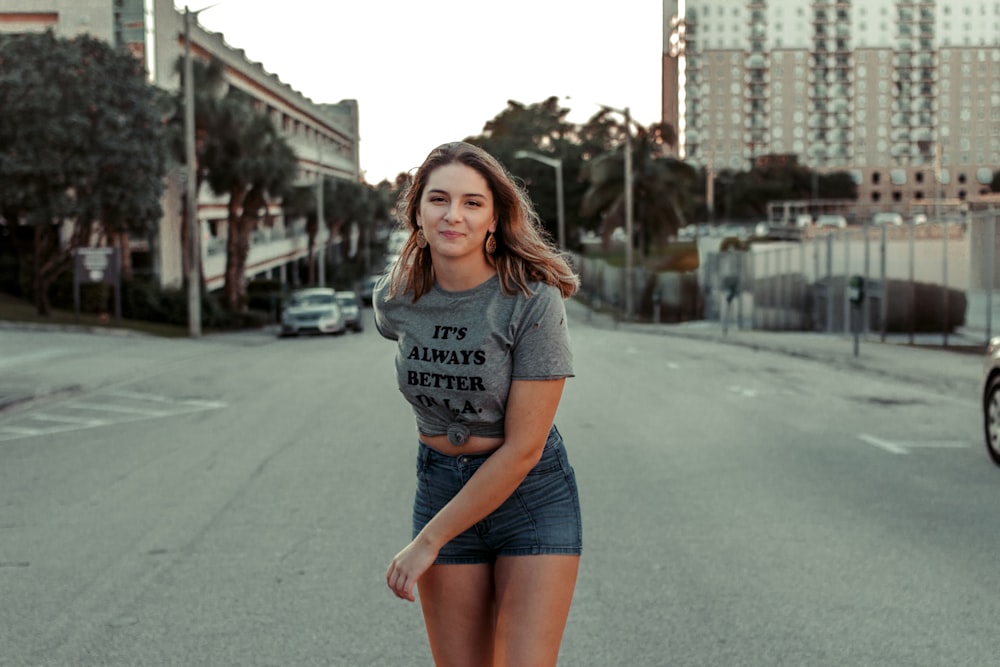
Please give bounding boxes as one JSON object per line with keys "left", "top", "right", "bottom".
{"left": 194, "top": 1, "right": 664, "bottom": 184}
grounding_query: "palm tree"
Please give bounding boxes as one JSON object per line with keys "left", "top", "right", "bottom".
{"left": 580, "top": 119, "right": 696, "bottom": 260}
{"left": 169, "top": 57, "right": 227, "bottom": 283}
{"left": 201, "top": 91, "right": 297, "bottom": 312}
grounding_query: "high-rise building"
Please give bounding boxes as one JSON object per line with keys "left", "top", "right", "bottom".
{"left": 662, "top": 0, "right": 1000, "bottom": 213}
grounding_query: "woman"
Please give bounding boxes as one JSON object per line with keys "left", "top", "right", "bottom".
{"left": 373, "top": 141, "right": 581, "bottom": 666}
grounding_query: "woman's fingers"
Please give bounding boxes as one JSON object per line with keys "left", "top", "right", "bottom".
{"left": 386, "top": 559, "right": 416, "bottom": 601}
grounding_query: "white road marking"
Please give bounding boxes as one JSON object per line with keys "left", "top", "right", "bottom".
{"left": 728, "top": 385, "right": 758, "bottom": 397}
{"left": 0, "top": 348, "right": 74, "bottom": 370}
{"left": 0, "top": 391, "right": 227, "bottom": 442}
{"left": 859, "top": 433, "right": 969, "bottom": 455}
{"left": 31, "top": 413, "right": 108, "bottom": 426}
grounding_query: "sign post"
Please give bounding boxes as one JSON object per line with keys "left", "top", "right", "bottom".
{"left": 73, "top": 247, "right": 121, "bottom": 322}
{"left": 847, "top": 274, "right": 865, "bottom": 357}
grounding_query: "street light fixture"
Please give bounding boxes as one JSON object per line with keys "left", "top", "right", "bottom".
{"left": 513, "top": 150, "right": 565, "bottom": 251}
{"left": 597, "top": 104, "right": 634, "bottom": 321}
{"left": 183, "top": 3, "right": 219, "bottom": 338}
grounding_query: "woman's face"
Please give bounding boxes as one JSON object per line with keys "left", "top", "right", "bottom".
{"left": 416, "top": 162, "right": 496, "bottom": 263}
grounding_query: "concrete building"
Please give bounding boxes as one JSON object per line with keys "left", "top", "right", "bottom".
{"left": 662, "top": 0, "right": 1000, "bottom": 217}
{"left": 0, "top": 0, "right": 361, "bottom": 291}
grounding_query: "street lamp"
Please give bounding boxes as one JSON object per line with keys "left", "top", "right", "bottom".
{"left": 183, "top": 3, "right": 219, "bottom": 338}
{"left": 513, "top": 151, "right": 565, "bottom": 250}
{"left": 598, "top": 104, "right": 634, "bottom": 321}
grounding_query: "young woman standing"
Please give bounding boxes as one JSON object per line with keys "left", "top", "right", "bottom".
{"left": 373, "top": 141, "right": 581, "bottom": 666}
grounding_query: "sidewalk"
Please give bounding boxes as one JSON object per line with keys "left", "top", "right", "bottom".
{"left": 563, "top": 298, "right": 988, "bottom": 400}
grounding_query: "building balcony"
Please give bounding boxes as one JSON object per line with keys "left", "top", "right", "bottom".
{"left": 202, "top": 223, "right": 332, "bottom": 291}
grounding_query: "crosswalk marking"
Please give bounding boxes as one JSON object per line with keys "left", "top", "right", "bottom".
{"left": 0, "top": 391, "right": 226, "bottom": 442}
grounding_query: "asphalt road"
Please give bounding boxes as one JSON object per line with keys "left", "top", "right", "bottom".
{"left": 1, "top": 308, "right": 997, "bottom": 666}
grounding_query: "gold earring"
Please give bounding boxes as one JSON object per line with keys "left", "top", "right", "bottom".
{"left": 416, "top": 229, "right": 428, "bottom": 249}
{"left": 485, "top": 231, "right": 497, "bottom": 255}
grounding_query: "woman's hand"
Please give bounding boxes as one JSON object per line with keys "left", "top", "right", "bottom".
{"left": 386, "top": 537, "right": 439, "bottom": 602}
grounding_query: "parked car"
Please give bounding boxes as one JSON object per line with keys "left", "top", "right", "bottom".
{"left": 815, "top": 214, "right": 847, "bottom": 229}
{"left": 336, "top": 290, "right": 364, "bottom": 332}
{"left": 278, "top": 288, "right": 345, "bottom": 337}
{"left": 358, "top": 273, "right": 383, "bottom": 306}
{"left": 982, "top": 338, "right": 1000, "bottom": 466}
{"left": 911, "top": 213, "right": 929, "bottom": 226}
{"left": 872, "top": 211, "right": 904, "bottom": 226}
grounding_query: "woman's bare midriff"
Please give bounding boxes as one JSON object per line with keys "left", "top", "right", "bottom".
{"left": 420, "top": 433, "right": 504, "bottom": 456}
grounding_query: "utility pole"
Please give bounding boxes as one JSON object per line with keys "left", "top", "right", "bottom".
{"left": 183, "top": 4, "right": 219, "bottom": 337}
{"left": 623, "top": 106, "right": 634, "bottom": 321}
{"left": 183, "top": 7, "right": 201, "bottom": 337}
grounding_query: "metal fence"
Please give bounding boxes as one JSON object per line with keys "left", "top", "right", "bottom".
{"left": 703, "top": 208, "right": 1000, "bottom": 344}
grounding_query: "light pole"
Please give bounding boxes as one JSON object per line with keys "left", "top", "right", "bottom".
{"left": 513, "top": 151, "right": 565, "bottom": 250}
{"left": 598, "top": 104, "right": 634, "bottom": 321}
{"left": 183, "top": 4, "right": 218, "bottom": 337}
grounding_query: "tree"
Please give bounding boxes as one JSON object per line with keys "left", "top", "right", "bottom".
{"left": 199, "top": 90, "right": 298, "bottom": 311}
{"left": 0, "top": 31, "right": 168, "bottom": 315}
{"left": 466, "top": 97, "right": 594, "bottom": 247}
{"left": 579, "top": 112, "right": 695, "bottom": 257}
{"left": 167, "top": 57, "right": 228, "bottom": 283}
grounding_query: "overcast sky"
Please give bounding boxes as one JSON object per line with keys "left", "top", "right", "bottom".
{"left": 194, "top": 0, "right": 664, "bottom": 184}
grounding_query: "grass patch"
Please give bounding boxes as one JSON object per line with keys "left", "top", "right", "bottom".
{"left": 0, "top": 292, "right": 190, "bottom": 338}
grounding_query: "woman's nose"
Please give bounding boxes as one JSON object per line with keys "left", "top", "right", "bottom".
{"left": 443, "top": 204, "right": 463, "bottom": 223}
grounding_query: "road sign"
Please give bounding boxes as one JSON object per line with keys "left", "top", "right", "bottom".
{"left": 73, "top": 247, "right": 121, "bottom": 321}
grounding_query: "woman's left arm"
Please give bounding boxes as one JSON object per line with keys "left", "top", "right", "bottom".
{"left": 385, "top": 377, "right": 565, "bottom": 601}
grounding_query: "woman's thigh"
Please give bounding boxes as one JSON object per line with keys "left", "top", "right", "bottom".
{"left": 417, "top": 563, "right": 496, "bottom": 667}
{"left": 493, "top": 554, "right": 580, "bottom": 667}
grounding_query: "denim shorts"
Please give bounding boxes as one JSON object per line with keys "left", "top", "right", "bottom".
{"left": 413, "top": 425, "right": 582, "bottom": 565}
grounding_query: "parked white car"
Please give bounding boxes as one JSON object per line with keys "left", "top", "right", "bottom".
{"left": 815, "top": 214, "right": 847, "bottom": 229}
{"left": 872, "top": 212, "right": 904, "bottom": 226}
{"left": 278, "top": 288, "right": 346, "bottom": 337}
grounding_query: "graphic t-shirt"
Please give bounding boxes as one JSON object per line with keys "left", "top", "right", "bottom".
{"left": 373, "top": 274, "right": 573, "bottom": 441}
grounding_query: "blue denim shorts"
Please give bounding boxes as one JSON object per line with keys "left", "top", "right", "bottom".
{"left": 413, "top": 425, "right": 582, "bottom": 565}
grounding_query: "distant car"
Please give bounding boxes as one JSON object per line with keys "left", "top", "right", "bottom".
{"left": 872, "top": 212, "right": 904, "bottom": 226}
{"left": 816, "top": 214, "right": 848, "bottom": 229}
{"left": 336, "top": 290, "right": 363, "bottom": 332}
{"left": 278, "top": 288, "right": 345, "bottom": 337}
{"left": 982, "top": 338, "right": 1000, "bottom": 466}
{"left": 911, "top": 213, "right": 929, "bottom": 226}
{"left": 795, "top": 214, "right": 813, "bottom": 228}
{"left": 358, "top": 273, "right": 383, "bottom": 306}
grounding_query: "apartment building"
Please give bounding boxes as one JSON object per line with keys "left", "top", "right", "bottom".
{"left": 0, "top": 0, "right": 360, "bottom": 290}
{"left": 662, "top": 0, "right": 1000, "bottom": 215}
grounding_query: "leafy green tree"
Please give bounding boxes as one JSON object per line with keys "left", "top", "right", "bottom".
{"left": 466, "top": 97, "right": 595, "bottom": 248}
{"left": 0, "top": 31, "right": 168, "bottom": 314}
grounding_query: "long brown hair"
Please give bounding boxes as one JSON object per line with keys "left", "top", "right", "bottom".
{"left": 386, "top": 141, "right": 579, "bottom": 301}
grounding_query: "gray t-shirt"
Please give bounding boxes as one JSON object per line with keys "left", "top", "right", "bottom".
{"left": 373, "top": 273, "right": 573, "bottom": 440}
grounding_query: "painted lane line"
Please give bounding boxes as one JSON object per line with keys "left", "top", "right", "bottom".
{"left": 67, "top": 402, "right": 169, "bottom": 417}
{"left": 0, "top": 348, "right": 74, "bottom": 370}
{"left": 859, "top": 433, "right": 969, "bottom": 455}
{"left": 0, "top": 426, "right": 46, "bottom": 436}
{"left": 30, "top": 413, "right": 109, "bottom": 426}
{"left": 102, "top": 390, "right": 176, "bottom": 403}
{"left": 859, "top": 433, "right": 908, "bottom": 454}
